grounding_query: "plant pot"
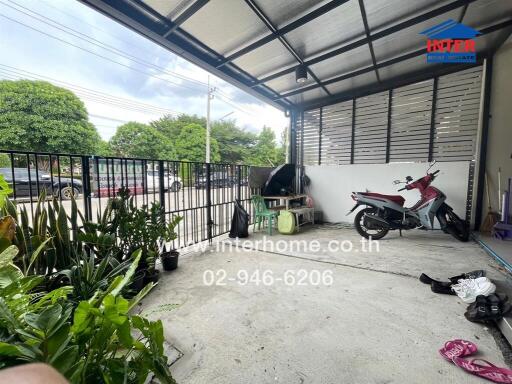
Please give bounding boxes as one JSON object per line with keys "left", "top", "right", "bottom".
{"left": 143, "top": 269, "right": 160, "bottom": 285}
{"left": 160, "top": 250, "right": 179, "bottom": 271}
{"left": 128, "top": 271, "right": 145, "bottom": 294}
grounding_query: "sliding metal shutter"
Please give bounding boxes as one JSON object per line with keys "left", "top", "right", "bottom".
{"left": 353, "top": 91, "right": 389, "bottom": 164}
{"left": 433, "top": 66, "right": 482, "bottom": 161}
{"left": 320, "top": 100, "right": 353, "bottom": 165}
{"left": 389, "top": 80, "right": 434, "bottom": 162}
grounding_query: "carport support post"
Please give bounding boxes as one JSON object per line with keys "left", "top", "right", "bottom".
{"left": 350, "top": 98, "right": 356, "bottom": 164}
{"left": 158, "top": 160, "right": 166, "bottom": 218}
{"left": 474, "top": 56, "right": 493, "bottom": 230}
{"left": 289, "top": 109, "right": 298, "bottom": 165}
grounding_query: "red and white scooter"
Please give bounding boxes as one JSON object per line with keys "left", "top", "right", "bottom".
{"left": 348, "top": 161, "right": 469, "bottom": 241}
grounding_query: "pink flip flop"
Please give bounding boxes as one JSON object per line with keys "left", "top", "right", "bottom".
{"left": 439, "top": 339, "right": 478, "bottom": 361}
{"left": 452, "top": 358, "right": 512, "bottom": 383}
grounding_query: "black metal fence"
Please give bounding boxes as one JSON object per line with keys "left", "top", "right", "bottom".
{"left": 0, "top": 149, "right": 260, "bottom": 248}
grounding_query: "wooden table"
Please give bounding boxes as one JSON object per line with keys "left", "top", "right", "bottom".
{"left": 263, "top": 194, "right": 307, "bottom": 210}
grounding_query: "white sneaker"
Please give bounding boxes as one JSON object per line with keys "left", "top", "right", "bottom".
{"left": 452, "top": 277, "right": 496, "bottom": 303}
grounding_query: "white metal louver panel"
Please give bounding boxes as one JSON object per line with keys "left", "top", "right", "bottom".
{"left": 433, "top": 66, "right": 483, "bottom": 162}
{"left": 389, "top": 80, "right": 433, "bottom": 162}
{"left": 301, "top": 109, "right": 321, "bottom": 165}
{"left": 320, "top": 100, "right": 353, "bottom": 165}
{"left": 353, "top": 91, "right": 389, "bottom": 164}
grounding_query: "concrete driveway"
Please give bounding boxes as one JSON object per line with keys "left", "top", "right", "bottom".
{"left": 141, "top": 226, "right": 512, "bottom": 384}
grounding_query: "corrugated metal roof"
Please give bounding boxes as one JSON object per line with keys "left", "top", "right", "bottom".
{"left": 78, "top": 0, "right": 512, "bottom": 110}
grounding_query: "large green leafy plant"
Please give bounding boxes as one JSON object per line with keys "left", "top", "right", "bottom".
{"left": 0, "top": 248, "right": 176, "bottom": 383}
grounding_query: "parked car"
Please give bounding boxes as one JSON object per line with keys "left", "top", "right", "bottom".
{"left": 195, "top": 172, "right": 236, "bottom": 189}
{"left": 0, "top": 167, "right": 82, "bottom": 200}
{"left": 146, "top": 170, "right": 182, "bottom": 192}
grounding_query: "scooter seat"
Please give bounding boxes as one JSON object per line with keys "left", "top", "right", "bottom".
{"left": 360, "top": 192, "right": 405, "bottom": 206}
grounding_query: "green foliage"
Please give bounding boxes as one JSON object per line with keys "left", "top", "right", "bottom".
{"left": 211, "top": 120, "right": 257, "bottom": 164}
{"left": 152, "top": 113, "right": 206, "bottom": 139}
{"left": 0, "top": 248, "right": 175, "bottom": 383}
{"left": 108, "top": 188, "right": 182, "bottom": 272}
{"left": 174, "top": 123, "right": 220, "bottom": 162}
{"left": 247, "top": 126, "right": 282, "bottom": 166}
{"left": 109, "top": 122, "right": 175, "bottom": 159}
{"left": 0, "top": 153, "right": 10, "bottom": 168}
{"left": 0, "top": 80, "right": 102, "bottom": 155}
{"left": 0, "top": 175, "right": 13, "bottom": 210}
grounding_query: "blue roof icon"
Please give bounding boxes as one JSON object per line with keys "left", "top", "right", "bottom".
{"left": 420, "top": 19, "right": 481, "bottom": 39}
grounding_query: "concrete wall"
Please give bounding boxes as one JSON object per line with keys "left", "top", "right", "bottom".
{"left": 305, "top": 161, "right": 471, "bottom": 224}
{"left": 485, "top": 38, "right": 512, "bottom": 221}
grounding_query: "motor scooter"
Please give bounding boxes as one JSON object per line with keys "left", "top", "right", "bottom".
{"left": 348, "top": 161, "right": 469, "bottom": 241}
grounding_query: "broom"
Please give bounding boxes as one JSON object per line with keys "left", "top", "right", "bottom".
{"left": 481, "top": 172, "right": 499, "bottom": 233}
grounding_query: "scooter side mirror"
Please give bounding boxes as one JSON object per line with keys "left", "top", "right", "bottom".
{"left": 392, "top": 180, "right": 401, "bottom": 185}
{"left": 405, "top": 176, "right": 413, "bottom": 183}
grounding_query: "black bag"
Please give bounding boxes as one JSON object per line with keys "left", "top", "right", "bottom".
{"left": 229, "top": 199, "right": 250, "bottom": 238}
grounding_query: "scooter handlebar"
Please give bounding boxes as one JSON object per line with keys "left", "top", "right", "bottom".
{"left": 432, "top": 170, "right": 440, "bottom": 176}
{"left": 397, "top": 187, "right": 407, "bottom": 192}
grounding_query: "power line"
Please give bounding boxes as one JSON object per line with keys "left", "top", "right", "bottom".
{"left": 0, "top": 11, "right": 206, "bottom": 94}
{"left": 0, "top": 65, "right": 180, "bottom": 116}
{"left": 3, "top": 0, "right": 210, "bottom": 89}
{"left": 0, "top": 4, "right": 267, "bottom": 120}
{"left": 1, "top": 1, "right": 266, "bottom": 118}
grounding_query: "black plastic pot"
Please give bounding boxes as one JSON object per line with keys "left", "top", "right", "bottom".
{"left": 129, "top": 272, "right": 145, "bottom": 295}
{"left": 161, "top": 250, "right": 179, "bottom": 271}
{"left": 143, "top": 269, "right": 160, "bottom": 285}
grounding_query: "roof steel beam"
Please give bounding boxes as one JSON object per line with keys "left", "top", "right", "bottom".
{"left": 243, "top": 0, "right": 331, "bottom": 97}
{"left": 254, "top": 0, "right": 478, "bottom": 86}
{"left": 78, "top": 0, "right": 292, "bottom": 110}
{"left": 358, "top": 0, "right": 380, "bottom": 82}
{"left": 216, "top": 0, "right": 350, "bottom": 68}
{"left": 276, "top": 19, "right": 512, "bottom": 101}
{"left": 163, "top": 0, "right": 209, "bottom": 37}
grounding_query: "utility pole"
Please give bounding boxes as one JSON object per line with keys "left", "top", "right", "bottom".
{"left": 206, "top": 76, "right": 215, "bottom": 163}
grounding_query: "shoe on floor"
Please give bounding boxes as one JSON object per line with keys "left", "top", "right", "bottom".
{"left": 452, "top": 277, "right": 496, "bottom": 304}
{"left": 431, "top": 281, "right": 456, "bottom": 295}
{"left": 449, "top": 270, "right": 486, "bottom": 284}
{"left": 465, "top": 293, "right": 512, "bottom": 323}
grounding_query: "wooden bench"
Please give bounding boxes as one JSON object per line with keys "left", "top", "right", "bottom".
{"left": 288, "top": 206, "right": 314, "bottom": 231}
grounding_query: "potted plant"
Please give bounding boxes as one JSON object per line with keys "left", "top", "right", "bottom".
{"left": 160, "top": 215, "right": 182, "bottom": 271}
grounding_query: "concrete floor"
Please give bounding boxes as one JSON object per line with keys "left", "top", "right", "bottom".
{"left": 141, "top": 225, "right": 512, "bottom": 384}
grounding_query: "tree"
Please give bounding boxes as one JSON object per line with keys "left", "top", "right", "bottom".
{"left": 211, "top": 120, "right": 257, "bottom": 164}
{"left": 109, "top": 122, "right": 175, "bottom": 160}
{"left": 0, "top": 153, "right": 10, "bottom": 168}
{"left": 151, "top": 114, "right": 206, "bottom": 138}
{"left": 248, "top": 126, "right": 281, "bottom": 166}
{"left": 175, "top": 123, "right": 220, "bottom": 162}
{"left": 0, "top": 80, "right": 101, "bottom": 156}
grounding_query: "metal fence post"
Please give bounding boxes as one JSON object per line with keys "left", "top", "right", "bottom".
{"left": 81, "top": 155, "right": 92, "bottom": 222}
{"left": 236, "top": 165, "right": 242, "bottom": 201}
{"left": 206, "top": 163, "right": 213, "bottom": 243}
{"left": 158, "top": 160, "right": 165, "bottom": 215}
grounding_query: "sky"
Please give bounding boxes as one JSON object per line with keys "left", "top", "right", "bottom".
{"left": 0, "top": 0, "right": 289, "bottom": 141}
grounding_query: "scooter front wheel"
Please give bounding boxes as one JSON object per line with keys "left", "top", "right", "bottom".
{"left": 354, "top": 208, "right": 389, "bottom": 240}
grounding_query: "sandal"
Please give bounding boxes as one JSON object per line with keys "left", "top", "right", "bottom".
{"left": 452, "top": 358, "right": 512, "bottom": 383}
{"left": 439, "top": 339, "right": 477, "bottom": 361}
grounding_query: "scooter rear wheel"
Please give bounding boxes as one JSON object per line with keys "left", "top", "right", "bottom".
{"left": 354, "top": 208, "right": 389, "bottom": 240}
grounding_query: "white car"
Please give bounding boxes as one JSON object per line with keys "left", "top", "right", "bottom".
{"left": 146, "top": 171, "right": 182, "bottom": 192}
